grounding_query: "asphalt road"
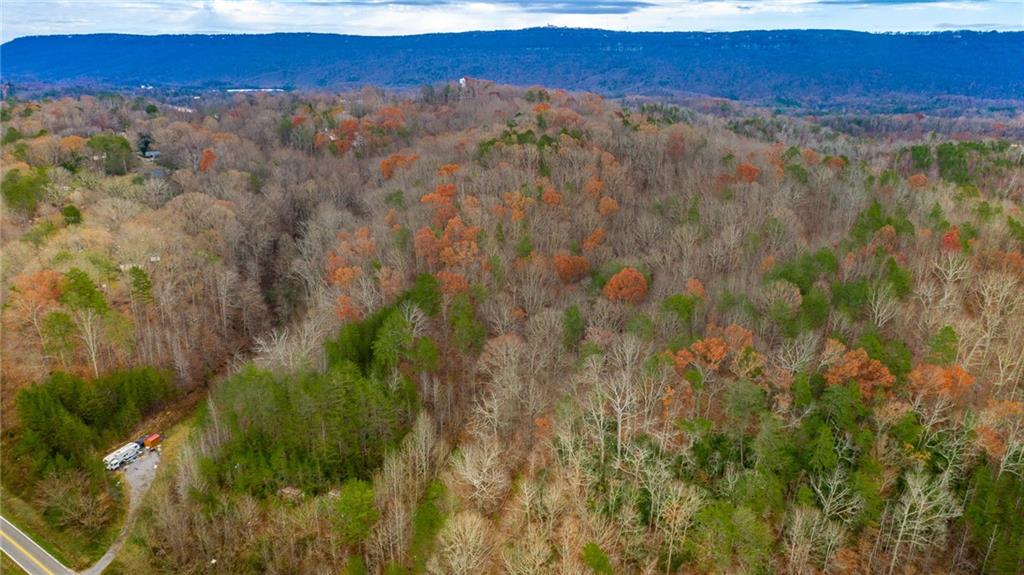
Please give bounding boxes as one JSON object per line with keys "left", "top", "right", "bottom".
{"left": 0, "top": 516, "right": 73, "bottom": 575}
{"left": 1, "top": 449, "right": 161, "bottom": 575}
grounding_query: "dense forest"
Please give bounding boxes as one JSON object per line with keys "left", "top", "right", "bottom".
{"left": 2, "top": 29, "right": 1023, "bottom": 110}
{"left": 1, "top": 83, "right": 1022, "bottom": 574}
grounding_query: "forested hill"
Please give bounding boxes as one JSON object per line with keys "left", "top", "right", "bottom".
{"left": 2, "top": 29, "right": 1022, "bottom": 104}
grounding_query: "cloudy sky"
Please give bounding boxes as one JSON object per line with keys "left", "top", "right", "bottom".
{"left": 2, "top": 0, "right": 1021, "bottom": 40}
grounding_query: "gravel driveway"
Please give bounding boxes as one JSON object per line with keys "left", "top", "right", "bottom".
{"left": 80, "top": 449, "right": 162, "bottom": 575}
{"left": 121, "top": 449, "right": 161, "bottom": 513}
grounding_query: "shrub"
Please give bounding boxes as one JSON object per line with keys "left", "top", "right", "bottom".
{"left": 832, "top": 279, "right": 871, "bottom": 319}
{"left": 858, "top": 330, "right": 912, "bottom": 382}
{"left": 965, "top": 466, "right": 1024, "bottom": 574}
{"left": 406, "top": 273, "right": 442, "bottom": 316}
{"left": 582, "top": 542, "right": 614, "bottom": 575}
{"left": 22, "top": 219, "right": 58, "bottom": 246}
{"left": 927, "top": 326, "right": 959, "bottom": 365}
{"left": 785, "top": 163, "right": 809, "bottom": 184}
{"left": 909, "top": 144, "right": 932, "bottom": 170}
{"left": 765, "top": 249, "right": 836, "bottom": 295}
{"left": 662, "top": 293, "right": 699, "bottom": 331}
{"left": 2, "top": 126, "right": 24, "bottom": 144}
{"left": 936, "top": 141, "right": 972, "bottom": 185}
{"left": 691, "top": 502, "right": 772, "bottom": 573}
{"left": 515, "top": 233, "right": 533, "bottom": 258}
{"left": 848, "top": 201, "right": 914, "bottom": 247}
{"left": 562, "top": 305, "right": 585, "bottom": 350}
{"left": 61, "top": 204, "right": 82, "bottom": 225}
{"left": 450, "top": 293, "right": 486, "bottom": 355}
{"left": 333, "top": 479, "right": 379, "bottom": 545}
{"left": 626, "top": 312, "right": 655, "bottom": 340}
{"left": 1007, "top": 216, "right": 1024, "bottom": 244}
{"left": 2, "top": 167, "right": 48, "bottom": 215}
{"left": 407, "top": 480, "right": 447, "bottom": 571}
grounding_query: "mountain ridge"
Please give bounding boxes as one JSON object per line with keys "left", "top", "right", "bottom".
{"left": 2, "top": 28, "right": 1022, "bottom": 104}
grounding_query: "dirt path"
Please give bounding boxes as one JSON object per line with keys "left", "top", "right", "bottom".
{"left": 80, "top": 450, "right": 162, "bottom": 575}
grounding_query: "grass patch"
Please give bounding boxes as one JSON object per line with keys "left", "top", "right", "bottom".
{"left": 0, "top": 484, "right": 119, "bottom": 570}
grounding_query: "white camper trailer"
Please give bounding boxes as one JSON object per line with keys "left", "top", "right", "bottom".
{"left": 103, "top": 442, "right": 142, "bottom": 470}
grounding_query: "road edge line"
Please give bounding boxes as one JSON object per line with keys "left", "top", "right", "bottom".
{"left": 2, "top": 545, "right": 36, "bottom": 575}
{"left": 0, "top": 517, "right": 70, "bottom": 571}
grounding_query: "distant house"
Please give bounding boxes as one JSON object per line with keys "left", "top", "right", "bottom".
{"left": 457, "top": 77, "right": 492, "bottom": 100}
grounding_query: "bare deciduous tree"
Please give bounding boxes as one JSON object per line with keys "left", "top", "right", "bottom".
{"left": 428, "top": 511, "right": 492, "bottom": 575}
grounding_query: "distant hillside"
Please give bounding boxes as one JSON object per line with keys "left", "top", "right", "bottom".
{"left": 2, "top": 29, "right": 1022, "bottom": 105}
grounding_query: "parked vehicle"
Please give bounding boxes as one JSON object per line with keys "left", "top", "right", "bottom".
{"left": 102, "top": 442, "right": 142, "bottom": 471}
{"left": 143, "top": 433, "right": 162, "bottom": 449}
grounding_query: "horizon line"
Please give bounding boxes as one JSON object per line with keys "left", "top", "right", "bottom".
{"left": 5, "top": 25, "right": 1019, "bottom": 43}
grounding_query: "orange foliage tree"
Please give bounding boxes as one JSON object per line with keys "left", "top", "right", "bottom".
{"left": 685, "top": 278, "right": 706, "bottom": 299}
{"left": 58, "top": 135, "right": 86, "bottom": 154}
{"left": 825, "top": 348, "right": 896, "bottom": 399}
{"left": 414, "top": 227, "right": 442, "bottom": 268}
{"left": 502, "top": 191, "right": 535, "bottom": 222}
{"left": 329, "top": 266, "right": 362, "bottom": 289}
{"left": 376, "top": 106, "right": 406, "bottom": 130}
{"left": 597, "top": 196, "right": 620, "bottom": 216}
{"left": 313, "top": 132, "right": 333, "bottom": 150}
{"left": 668, "top": 348, "right": 696, "bottom": 375}
{"left": 376, "top": 266, "right": 405, "bottom": 301}
{"left": 437, "top": 163, "right": 460, "bottom": 178}
{"left": 552, "top": 253, "right": 591, "bottom": 284}
{"left": 720, "top": 324, "right": 754, "bottom": 353}
{"left": 941, "top": 226, "right": 961, "bottom": 251}
{"left": 909, "top": 364, "right": 974, "bottom": 400}
{"left": 438, "top": 216, "right": 482, "bottom": 269}
{"left": 603, "top": 267, "right": 647, "bottom": 305}
{"left": 690, "top": 337, "right": 729, "bottom": 371}
{"left": 421, "top": 183, "right": 457, "bottom": 225}
{"left": 199, "top": 148, "right": 217, "bottom": 172}
{"left": 437, "top": 270, "right": 470, "bottom": 295}
{"left": 907, "top": 173, "right": 929, "bottom": 189}
{"left": 326, "top": 227, "right": 377, "bottom": 319}
{"left": 665, "top": 129, "right": 687, "bottom": 161}
{"left": 335, "top": 294, "right": 362, "bottom": 322}
{"left": 583, "top": 176, "right": 605, "bottom": 199}
{"left": 414, "top": 215, "right": 482, "bottom": 275}
{"left": 582, "top": 227, "right": 606, "bottom": 252}
{"left": 542, "top": 188, "right": 562, "bottom": 206}
{"left": 10, "top": 269, "right": 64, "bottom": 338}
{"left": 539, "top": 178, "right": 562, "bottom": 206}
{"left": 826, "top": 156, "right": 847, "bottom": 171}
{"left": 380, "top": 153, "right": 419, "bottom": 180}
{"left": 736, "top": 163, "right": 760, "bottom": 183}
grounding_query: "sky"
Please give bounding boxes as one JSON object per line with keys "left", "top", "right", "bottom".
{"left": 2, "top": 0, "right": 1021, "bottom": 40}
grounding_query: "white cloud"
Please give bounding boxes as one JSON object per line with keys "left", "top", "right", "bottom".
{"left": 1, "top": 0, "right": 1019, "bottom": 40}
